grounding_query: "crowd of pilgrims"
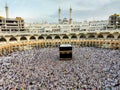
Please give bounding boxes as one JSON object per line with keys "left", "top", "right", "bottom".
{"left": 0, "top": 47, "right": 120, "bottom": 90}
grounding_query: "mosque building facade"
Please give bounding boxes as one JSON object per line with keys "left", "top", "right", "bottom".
{"left": 0, "top": 4, "right": 120, "bottom": 55}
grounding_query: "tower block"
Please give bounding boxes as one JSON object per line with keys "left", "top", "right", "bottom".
{"left": 5, "top": 2, "right": 9, "bottom": 18}
{"left": 69, "top": 7, "right": 72, "bottom": 24}
{"left": 58, "top": 7, "right": 62, "bottom": 24}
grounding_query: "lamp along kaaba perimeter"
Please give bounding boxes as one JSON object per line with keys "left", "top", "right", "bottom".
{"left": 59, "top": 44, "right": 72, "bottom": 60}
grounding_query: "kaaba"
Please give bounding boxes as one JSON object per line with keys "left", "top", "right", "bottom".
{"left": 59, "top": 44, "right": 72, "bottom": 60}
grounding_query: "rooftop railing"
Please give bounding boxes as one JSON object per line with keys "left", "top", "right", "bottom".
{"left": 0, "top": 28, "right": 120, "bottom": 36}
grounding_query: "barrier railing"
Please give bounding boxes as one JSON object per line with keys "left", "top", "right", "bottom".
{"left": 0, "top": 29, "right": 120, "bottom": 36}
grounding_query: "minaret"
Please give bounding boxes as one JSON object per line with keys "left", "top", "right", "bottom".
{"left": 5, "top": 2, "right": 9, "bottom": 18}
{"left": 58, "top": 7, "right": 62, "bottom": 24}
{"left": 69, "top": 6, "right": 72, "bottom": 24}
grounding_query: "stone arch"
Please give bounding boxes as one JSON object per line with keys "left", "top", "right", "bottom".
{"left": 63, "top": 35, "right": 69, "bottom": 39}
{"left": 107, "top": 34, "right": 114, "bottom": 39}
{"left": 0, "top": 37, "right": 7, "bottom": 42}
{"left": 9, "top": 36, "right": 17, "bottom": 41}
{"left": 71, "top": 35, "right": 77, "bottom": 39}
{"left": 98, "top": 34, "right": 104, "bottom": 38}
{"left": 54, "top": 35, "right": 60, "bottom": 39}
{"left": 118, "top": 35, "right": 120, "bottom": 39}
{"left": 80, "top": 34, "right": 86, "bottom": 38}
{"left": 20, "top": 36, "right": 27, "bottom": 41}
{"left": 38, "top": 36, "right": 44, "bottom": 40}
{"left": 46, "top": 35, "right": 52, "bottom": 39}
{"left": 30, "top": 36, "right": 36, "bottom": 40}
{"left": 88, "top": 34, "right": 95, "bottom": 38}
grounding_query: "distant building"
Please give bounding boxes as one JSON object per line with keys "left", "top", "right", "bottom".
{"left": 0, "top": 5, "right": 120, "bottom": 52}
{"left": 58, "top": 7, "right": 73, "bottom": 24}
{"left": 80, "top": 21, "right": 90, "bottom": 31}
{"left": 0, "top": 3, "right": 26, "bottom": 32}
{"left": 1, "top": 3, "right": 119, "bottom": 34}
{"left": 89, "top": 20, "right": 108, "bottom": 31}
{"left": 108, "top": 14, "right": 120, "bottom": 29}
{"left": 0, "top": 17, "right": 25, "bottom": 32}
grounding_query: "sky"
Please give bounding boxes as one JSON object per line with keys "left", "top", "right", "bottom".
{"left": 0, "top": 0, "right": 120, "bottom": 23}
